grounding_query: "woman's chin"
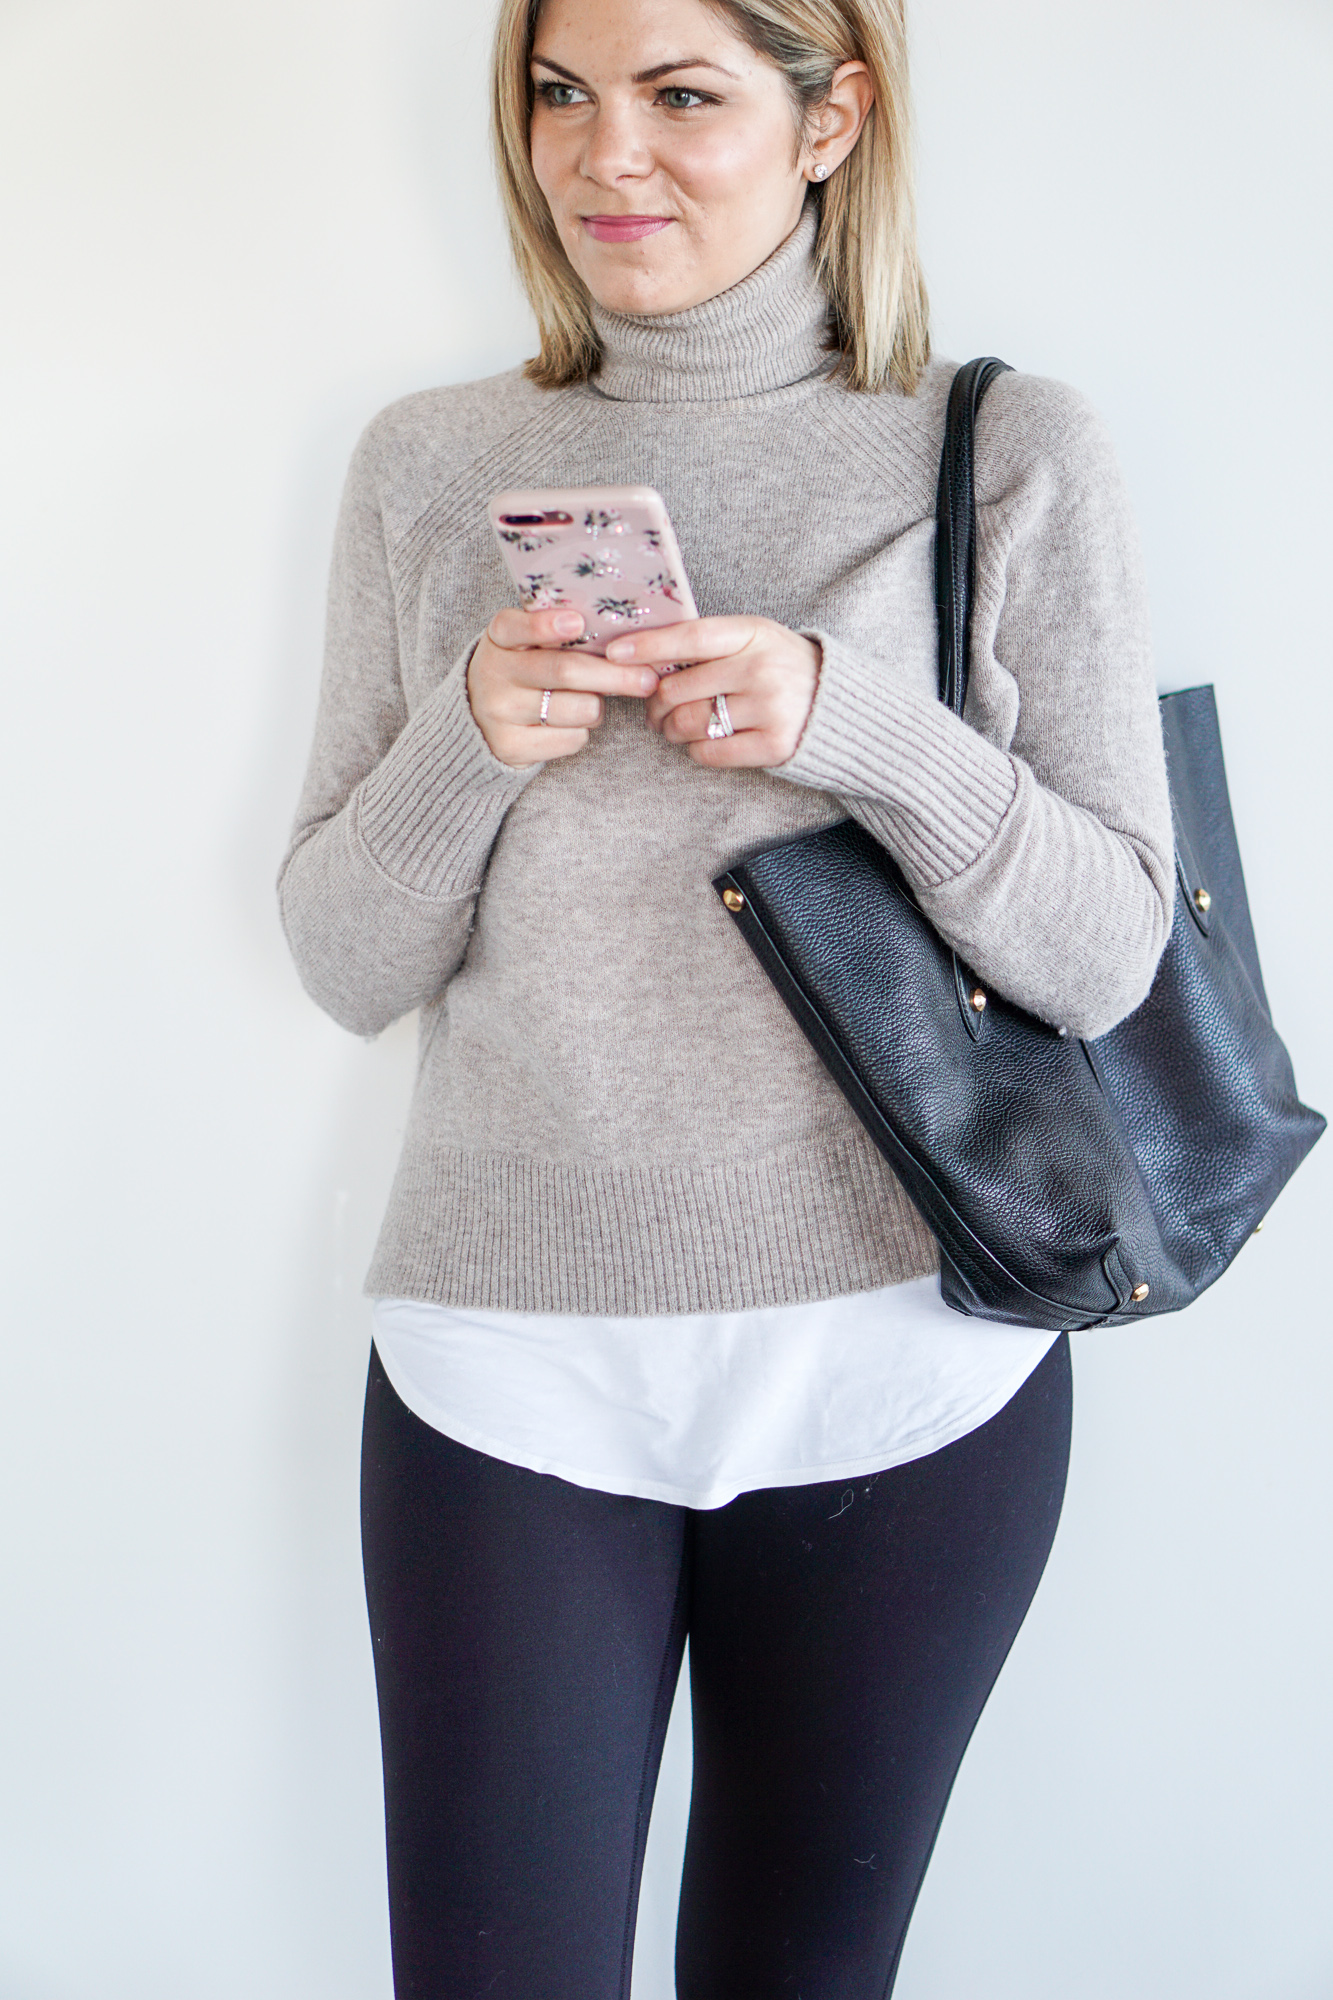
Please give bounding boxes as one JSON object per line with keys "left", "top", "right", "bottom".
{"left": 596, "top": 282, "right": 680, "bottom": 316}
{"left": 571, "top": 246, "right": 702, "bottom": 319}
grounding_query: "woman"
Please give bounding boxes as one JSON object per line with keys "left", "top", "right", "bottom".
{"left": 280, "top": 0, "right": 1174, "bottom": 1991}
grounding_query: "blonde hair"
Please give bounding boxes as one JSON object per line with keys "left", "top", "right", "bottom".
{"left": 490, "top": 0, "right": 930, "bottom": 395}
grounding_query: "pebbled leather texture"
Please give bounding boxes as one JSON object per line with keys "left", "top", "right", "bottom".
{"left": 714, "top": 362, "right": 1325, "bottom": 1331}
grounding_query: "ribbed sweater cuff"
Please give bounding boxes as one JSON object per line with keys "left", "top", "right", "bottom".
{"left": 357, "top": 649, "right": 537, "bottom": 898}
{"left": 777, "top": 630, "right": 1019, "bottom": 887}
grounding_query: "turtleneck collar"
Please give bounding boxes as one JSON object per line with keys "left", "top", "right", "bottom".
{"left": 589, "top": 206, "right": 835, "bottom": 405}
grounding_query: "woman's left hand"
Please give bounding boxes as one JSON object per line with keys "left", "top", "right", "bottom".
{"left": 605, "top": 617, "right": 820, "bottom": 767}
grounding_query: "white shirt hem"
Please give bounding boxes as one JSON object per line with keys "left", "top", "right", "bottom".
{"left": 371, "top": 1326, "right": 1056, "bottom": 1511}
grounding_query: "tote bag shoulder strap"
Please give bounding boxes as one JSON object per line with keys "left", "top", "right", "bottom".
{"left": 934, "top": 357, "right": 1012, "bottom": 716}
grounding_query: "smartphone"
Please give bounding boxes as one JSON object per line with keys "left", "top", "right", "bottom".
{"left": 487, "top": 484, "right": 698, "bottom": 656}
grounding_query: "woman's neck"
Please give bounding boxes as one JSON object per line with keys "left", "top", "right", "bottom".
{"left": 589, "top": 206, "right": 834, "bottom": 405}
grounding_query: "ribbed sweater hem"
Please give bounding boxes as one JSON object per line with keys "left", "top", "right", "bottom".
{"left": 364, "top": 1129, "right": 939, "bottom": 1315}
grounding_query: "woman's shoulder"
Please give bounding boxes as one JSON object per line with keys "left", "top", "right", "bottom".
{"left": 345, "top": 366, "right": 587, "bottom": 542}
{"left": 817, "top": 356, "right": 1120, "bottom": 513}
{"left": 950, "top": 362, "right": 1127, "bottom": 520}
{"left": 363, "top": 365, "right": 553, "bottom": 459}
{"left": 878, "top": 353, "right": 1113, "bottom": 465}
{"left": 830, "top": 353, "right": 1136, "bottom": 563}
{"left": 977, "top": 360, "right": 1117, "bottom": 460}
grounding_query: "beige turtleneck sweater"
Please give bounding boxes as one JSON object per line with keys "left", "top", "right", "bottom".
{"left": 279, "top": 212, "right": 1174, "bottom": 1315}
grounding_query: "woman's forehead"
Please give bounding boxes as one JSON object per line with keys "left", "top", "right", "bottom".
{"left": 531, "top": 0, "right": 760, "bottom": 78}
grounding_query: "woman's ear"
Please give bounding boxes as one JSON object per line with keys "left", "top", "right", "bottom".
{"left": 804, "top": 61, "right": 875, "bottom": 181}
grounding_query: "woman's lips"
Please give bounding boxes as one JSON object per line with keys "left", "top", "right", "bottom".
{"left": 581, "top": 215, "right": 674, "bottom": 243}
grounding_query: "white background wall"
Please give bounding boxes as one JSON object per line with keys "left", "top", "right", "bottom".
{"left": 2, "top": 0, "right": 1330, "bottom": 1994}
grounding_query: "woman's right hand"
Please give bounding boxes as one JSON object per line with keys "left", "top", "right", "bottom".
{"left": 467, "top": 607, "right": 661, "bottom": 769}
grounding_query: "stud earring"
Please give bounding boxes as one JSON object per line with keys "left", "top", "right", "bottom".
{"left": 811, "top": 162, "right": 830, "bottom": 181}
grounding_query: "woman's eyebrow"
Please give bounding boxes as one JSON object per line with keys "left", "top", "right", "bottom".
{"left": 531, "top": 55, "right": 590, "bottom": 85}
{"left": 530, "top": 53, "right": 740, "bottom": 85}
{"left": 633, "top": 58, "right": 740, "bottom": 82}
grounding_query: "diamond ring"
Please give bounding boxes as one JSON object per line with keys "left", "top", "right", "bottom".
{"left": 706, "top": 693, "right": 735, "bottom": 740}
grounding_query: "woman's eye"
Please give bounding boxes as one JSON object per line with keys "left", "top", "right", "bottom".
{"left": 660, "top": 87, "right": 709, "bottom": 110}
{"left": 536, "top": 81, "right": 587, "bottom": 107}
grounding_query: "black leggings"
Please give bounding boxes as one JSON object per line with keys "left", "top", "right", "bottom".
{"left": 361, "top": 1335, "right": 1072, "bottom": 1999}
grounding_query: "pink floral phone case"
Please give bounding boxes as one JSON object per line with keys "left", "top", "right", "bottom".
{"left": 487, "top": 485, "right": 699, "bottom": 656}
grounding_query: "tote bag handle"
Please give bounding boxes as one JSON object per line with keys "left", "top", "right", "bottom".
{"left": 934, "top": 357, "right": 1012, "bottom": 716}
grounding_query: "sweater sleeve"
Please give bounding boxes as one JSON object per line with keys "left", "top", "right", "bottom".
{"left": 277, "top": 423, "right": 537, "bottom": 1036}
{"left": 776, "top": 379, "right": 1174, "bottom": 1039}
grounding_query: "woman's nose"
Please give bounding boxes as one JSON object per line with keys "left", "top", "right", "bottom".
{"left": 578, "top": 104, "right": 653, "bottom": 186}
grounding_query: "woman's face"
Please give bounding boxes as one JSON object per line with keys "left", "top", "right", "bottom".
{"left": 529, "top": 0, "right": 812, "bottom": 317}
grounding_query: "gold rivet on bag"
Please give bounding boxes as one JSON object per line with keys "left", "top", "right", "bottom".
{"left": 1253, "top": 1219, "right": 1265, "bottom": 1233}
{"left": 1194, "top": 887, "right": 1212, "bottom": 912}
{"left": 722, "top": 888, "right": 745, "bottom": 913}
{"left": 969, "top": 988, "right": 987, "bottom": 1012}
{"left": 1131, "top": 1282, "right": 1151, "bottom": 1302}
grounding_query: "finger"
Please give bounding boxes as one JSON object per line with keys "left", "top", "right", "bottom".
{"left": 530, "top": 725, "right": 592, "bottom": 758}
{"left": 488, "top": 604, "right": 585, "bottom": 651}
{"left": 645, "top": 655, "right": 750, "bottom": 723}
{"left": 605, "top": 617, "right": 757, "bottom": 669}
{"left": 685, "top": 728, "right": 787, "bottom": 769}
{"left": 490, "top": 724, "right": 591, "bottom": 769}
{"left": 506, "top": 650, "right": 661, "bottom": 699}
{"left": 530, "top": 689, "right": 604, "bottom": 730}
{"left": 656, "top": 693, "right": 759, "bottom": 743}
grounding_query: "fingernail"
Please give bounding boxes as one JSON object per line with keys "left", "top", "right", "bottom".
{"left": 605, "top": 638, "right": 633, "bottom": 660}
{"left": 638, "top": 669, "right": 659, "bottom": 693}
{"left": 554, "top": 612, "right": 583, "bottom": 637}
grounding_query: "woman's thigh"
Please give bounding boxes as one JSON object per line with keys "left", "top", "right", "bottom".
{"left": 677, "top": 1334, "right": 1073, "bottom": 2000}
{"left": 360, "top": 1346, "right": 689, "bottom": 2000}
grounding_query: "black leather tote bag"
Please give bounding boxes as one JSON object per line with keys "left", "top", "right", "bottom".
{"left": 714, "top": 360, "right": 1324, "bottom": 1332}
